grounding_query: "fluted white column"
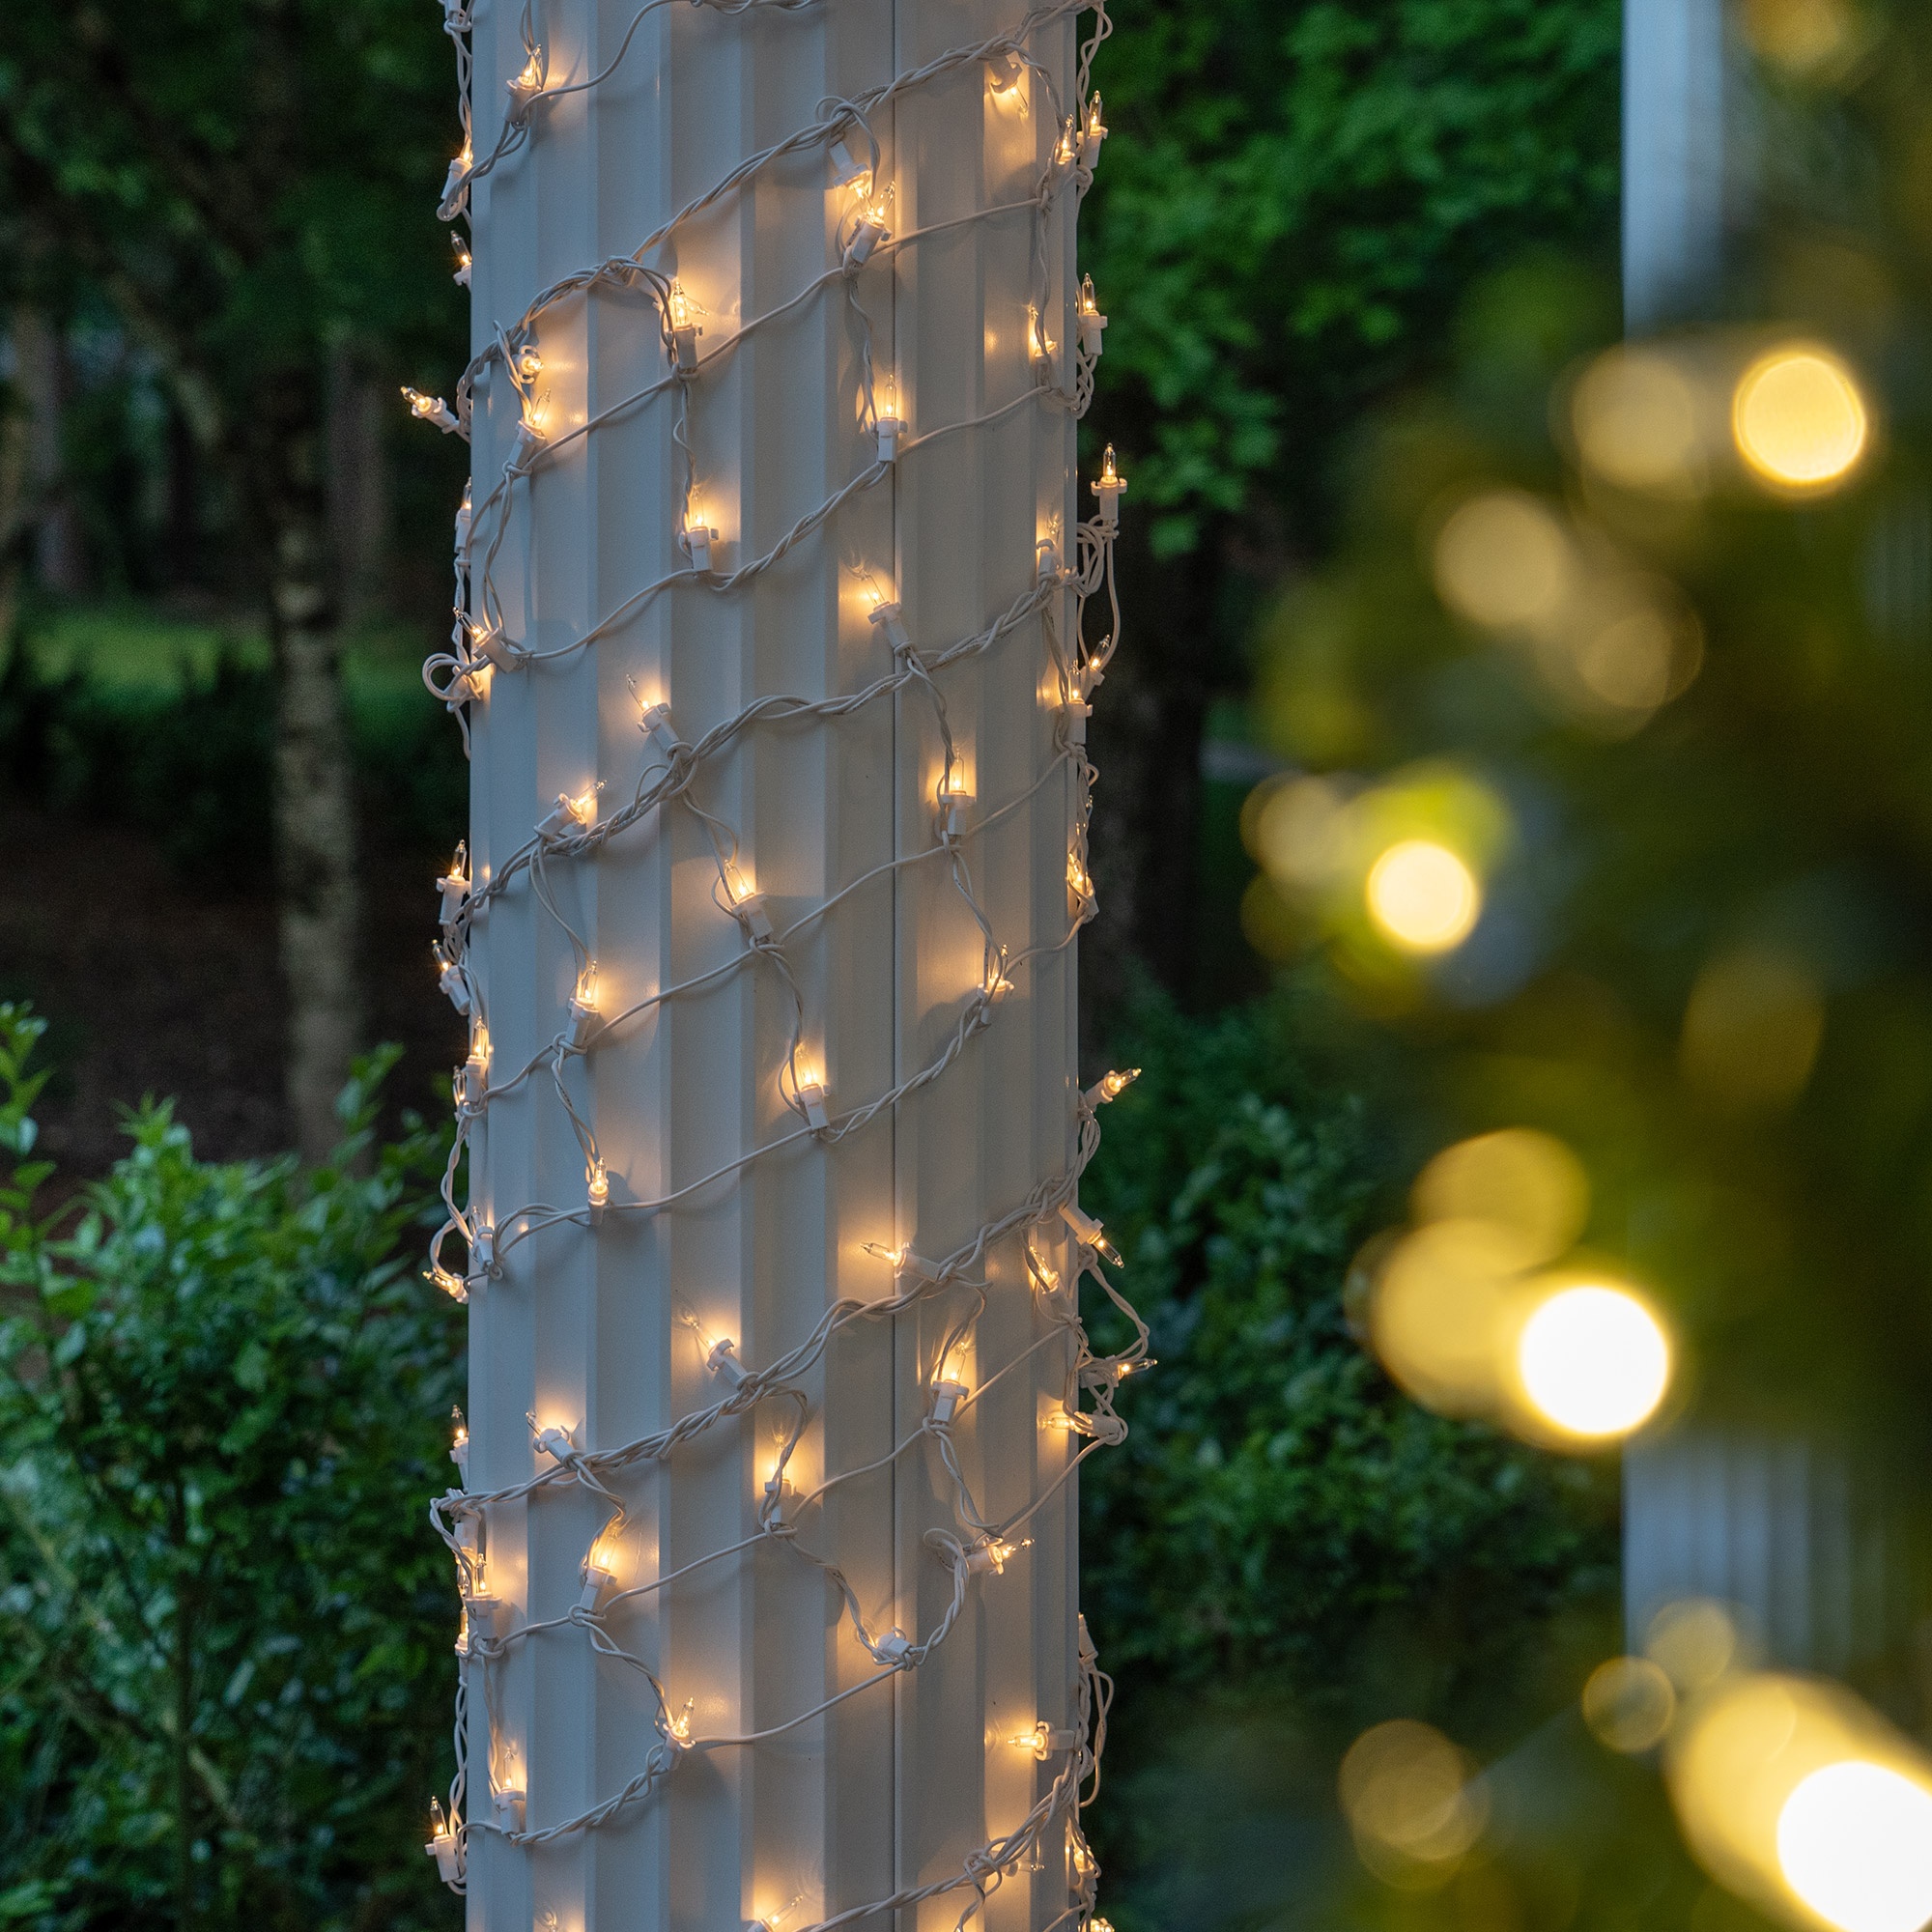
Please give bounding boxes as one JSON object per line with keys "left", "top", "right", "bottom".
{"left": 425, "top": 4, "right": 1121, "bottom": 1929}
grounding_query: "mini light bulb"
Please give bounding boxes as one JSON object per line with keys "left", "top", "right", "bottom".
{"left": 1060, "top": 1201, "right": 1122, "bottom": 1267}
{"left": 721, "top": 861, "right": 774, "bottom": 940}
{"left": 451, "top": 233, "right": 472, "bottom": 288}
{"left": 844, "top": 190, "right": 893, "bottom": 270}
{"left": 680, "top": 506, "right": 719, "bottom": 570}
{"left": 569, "top": 963, "right": 600, "bottom": 1046}
{"left": 867, "top": 593, "right": 913, "bottom": 654}
{"left": 439, "top": 844, "right": 469, "bottom": 923}
{"left": 402, "top": 387, "right": 461, "bottom": 434}
{"left": 667, "top": 282, "right": 703, "bottom": 371}
{"left": 586, "top": 1159, "right": 611, "bottom": 1221}
{"left": 429, "top": 1263, "right": 469, "bottom": 1303}
{"left": 795, "top": 1072, "right": 832, "bottom": 1131}
{"left": 516, "top": 345, "right": 543, "bottom": 381}
{"left": 1076, "top": 276, "right": 1108, "bottom": 356}
{"left": 1083, "top": 1066, "right": 1140, "bottom": 1107}
{"left": 1079, "top": 91, "right": 1107, "bottom": 167}
{"left": 426, "top": 1798, "right": 461, "bottom": 1882}
{"left": 875, "top": 387, "right": 907, "bottom": 462}
{"left": 987, "top": 47, "right": 1027, "bottom": 95}
{"left": 1067, "top": 852, "right": 1094, "bottom": 902}
{"left": 937, "top": 769, "right": 974, "bottom": 840}
{"left": 1092, "top": 445, "right": 1127, "bottom": 527}
{"left": 667, "top": 1699, "right": 694, "bottom": 1746}
{"left": 450, "top": 1406, "right": 470, "bottom": 1477}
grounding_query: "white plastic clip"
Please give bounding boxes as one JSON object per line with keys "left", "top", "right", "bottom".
{"left": 867, "top": 599, "right": 913, "bottom": 655}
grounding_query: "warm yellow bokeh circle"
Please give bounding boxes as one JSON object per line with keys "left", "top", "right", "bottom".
{"left": 1515, "top": 1283, "right": 1671, "bottom": 1440}
{"left": 1732, "top": 346, "right": 1869, "bottom": 493}
{"left": 1365, "top": 839, "right": 1481, "bottom": 953}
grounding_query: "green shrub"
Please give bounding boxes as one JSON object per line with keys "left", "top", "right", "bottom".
{"left": 0, "top": 1006, "right": 462, "bottom": 1931}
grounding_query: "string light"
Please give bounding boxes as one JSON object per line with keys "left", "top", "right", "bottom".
{"left": 1082, "top": 1066, "right": 1139, "bottom": 1107}
{"left": 1092, "top": 444, "right": 1126, "bottom": 526}
{"left": 1078, "top": 91, "right": 1107, "bottom": 168}
{"left": 403, "top": 386, "right": 462, "bottom": 434}
{"left": 1076, "top": 275, "right": 1107, "bottom": 356}
{"left": 415, "top": 5, "right": 1128, "bottom": 1921}
{"left": 667, "top": 281, "right": 703, "bottom": 371}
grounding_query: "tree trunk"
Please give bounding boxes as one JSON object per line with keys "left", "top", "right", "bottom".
{"left": 13, "top": 306, "right": 89, "bottom": 596}
{"left": 327, "top": 342, "right": 389, "bottom": 630}
{"left": 259, "top": 418, "right": 361, "bottom": 1162}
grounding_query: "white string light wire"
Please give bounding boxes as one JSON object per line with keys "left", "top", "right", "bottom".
{"left": 412, "top": 3, "right": 1138, "bottom": 1924}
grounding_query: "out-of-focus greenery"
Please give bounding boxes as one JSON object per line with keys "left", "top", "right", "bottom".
{"left": 1078, "top": 985, "right": 1622, "bottom": 1931}
{"left": 1086, "top": 0, "right": 1620, "bottom": 554}
{"left": 0, "top": 0, "right": 461, "bottom": 466}
{"left": 0, "top": 617, "right": 466, "bottom": 878}
{"left": 0, "top": 1005, "right": 462, "bottom": 1930}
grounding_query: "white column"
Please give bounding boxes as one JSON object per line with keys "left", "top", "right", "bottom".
{"left": 417, "top": 5, "right": 1136, "bottom": 1931}
{"left": 1623, "top": 0, "right": 1729, "bottom": 329}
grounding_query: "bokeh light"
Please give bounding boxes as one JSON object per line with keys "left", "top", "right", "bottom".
{"left": 1582, "top": 1656, "right": 1678, "bottom": 1754}
{"left": 1366, "top": 839, "right": 1481, "bottom": 952}
{"left": 1740, "top": 0, "right": 1859, "bottom": 74}
{"left": 1433, "top": 491, "right": 1576, "bottom": 631}
{"left": 1648, "top": 1600, "right": 1744, "bottom": 1695}
{"left": 1732, "top": 346, "right": 1869, "bottom": 493}
{"left": 1340, "top": 1719, "right": 1488, "bottom": 1888}
{"left": 1681, "top": 949, "right": 1826, "bottom": 1110}
{"left": 1572, "top": 348, "right": 1708, "bottom": 496}
{"left": 1368, "top": 1219, "right": 1533, "bottom": 1415}
{"left": 1670, "top": 1674, "right": 1932, "bottom": 1932}
{"left": 1514, "top": 1283, "right": 1671, "bottom": 1441}
{"left": 1412, "top": 1128, "right": 1589, "bottom": 1264}
{"left": 1570, "top": 598, "right": 1704, "bottom": 715}
{"left": 1776, "top": 1761, "right": 1932, "bottom": 1932}
{"left": 1252, "top": 776, "right": 1351, "bottom": 890}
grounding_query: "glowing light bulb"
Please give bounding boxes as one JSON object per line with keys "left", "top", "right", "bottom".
{"left": 680, "top": 502, "right": 719, "bottom": 569}
{"left": 668, "top": 1699, "right": 694, "bottom": 1746}
{"left": 722, "top": 860, "right": 773, "bottom": 939}
{"left": 1079, "top": 92, "right": 1107, "bottom": 167}
{"left": 438, "top": 846, "right": 469, "bottom": 923}
{"left": 570, "top": 963, "right": 600, "bottom": 1046}
{"left": 1067, "top": 853, "right": 1094, "bottom": 901}
{"left": 402, "top": 387, "right": 460, "bottom": 433}
{"left": 1084, "top": 1067, "right": 1139, "bottom": 1107}
{"left": 1365, "top": 839, "right": 1480, "bottom": 953}
{"left": 1733, "top": 344, "right": 1869, "bottom": 493}
{"left": 1092, "top": 446, "right": 1127, "bottom": 527}
{"left": 450, "top": 234, "right": 472, "bottom": 287}
{"left": 1516, "top": 1284, "right": 1670, "bottom": 1441}
{"left": 450, "top": 1406, "right": 469, "bottom": 1476}
{"left": 426, "top": 1798, "right": 461, "bottom": 1881}
{"left": 1776, "top": 1761, "right": 1932, "bottom": 1932}
{"left": 794, "top": 1070, "right": 831, "bottom": 1130}
{"left": 586, "top": 1159, "right": 611, "bottom": 1221}
{"left": 986, "top": 47, "right": 1027, "bottom": 95}
{"left": 666, "top": 281, "right": 703, "bottom": 371}
{"left": 1076, "top": 275, "right": 1108, "bottom": 356}
{"left": 428, "top": 1262, "right": 469, "bottom": 1302}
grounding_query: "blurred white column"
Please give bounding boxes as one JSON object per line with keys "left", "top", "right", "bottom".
{"left": 456, "top": 3, "right": 1086, "bottom": 1930}
{"left": 1623, "top": 0, "right": 1729, "bottom": 329}
{"left": 1624, "top": 1430, "right": 1929, "bottom": 1673}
